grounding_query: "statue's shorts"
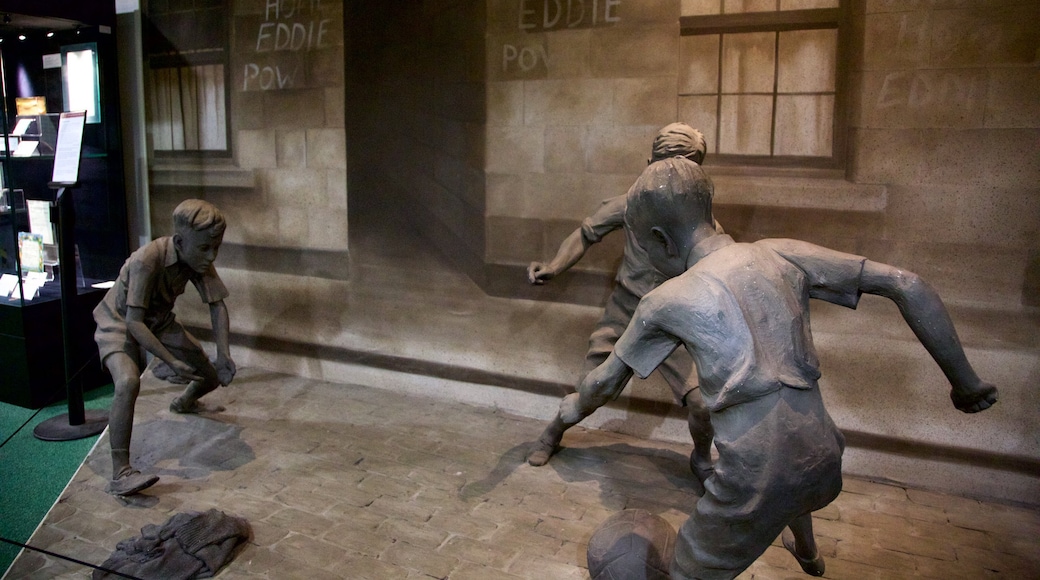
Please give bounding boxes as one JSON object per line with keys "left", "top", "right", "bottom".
{"left": 585, "top": 286, "right": 698, "bottom": 405}
{"left": 673, "top": 386, "right": 845, "bottom": 579}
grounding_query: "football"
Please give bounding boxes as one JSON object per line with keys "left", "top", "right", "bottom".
{"left": 587, "top": 509, "right": 676, "bottom": 580}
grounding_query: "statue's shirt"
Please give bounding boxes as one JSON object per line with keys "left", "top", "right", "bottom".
{"left": 615, "top": 235, "right": 866, "bottom": 413}
{"left": 93, "top": 236, "right": 228, "bottom": 361}
{"left": 580, "top": 194, "right": 664, "bottom": 298}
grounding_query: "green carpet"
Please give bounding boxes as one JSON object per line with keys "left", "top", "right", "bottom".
{"left": 0, "top": 385, "right": 113, "bottom": 575}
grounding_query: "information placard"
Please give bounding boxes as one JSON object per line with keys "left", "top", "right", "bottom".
{"left": 27, "top": 199, "right": 56, "bottom": 245}
{"left": 18, "top": 232, "right": 45, "bottom": 273}
{"left": 51, "top": 111, "right": 87, "bottom": 186}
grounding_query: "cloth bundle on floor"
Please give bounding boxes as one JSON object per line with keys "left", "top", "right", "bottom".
{"left": 93, "top": 509, "right": 251, "bottom": 579}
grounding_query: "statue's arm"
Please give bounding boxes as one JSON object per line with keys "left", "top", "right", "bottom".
{"left": 208, "top": 299, "right": 236, "bottom": 385}
{"left": 561, "top": 352, "right": 633, "bottom": 422}
{"left": 126, "top": 306, "right": 203, "bottom": 382}
{"left": 859, "top": 260, "right": 997, "bottom": 413}
{"left": 529, "top": 196, "right": 625, "bottom": 285}
{"left": 528, "top": 228, "right": 591, "bottom": 285}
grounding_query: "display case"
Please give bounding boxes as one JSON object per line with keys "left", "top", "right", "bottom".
{"left": 6, "top": 113, "right": 58, "bottom": 156}
{"left": 0, "top": 6, "right": 128, "bottom": 408}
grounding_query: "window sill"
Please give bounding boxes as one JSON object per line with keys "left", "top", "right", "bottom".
{"left": 149, "top": 162, "right": 256, "bottom": 189}
{"left": 706, "top": 167, "right": 886, "bottom": 213}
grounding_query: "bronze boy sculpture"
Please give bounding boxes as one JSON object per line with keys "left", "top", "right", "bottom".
{"left": 549, "top": 158, "right": 997, "bottom": 578}
{"left": 527, "top": 123, "right": 717, "bottom": 483}
{"left": 93, "top": 199, "right": 236, "bottom": 496}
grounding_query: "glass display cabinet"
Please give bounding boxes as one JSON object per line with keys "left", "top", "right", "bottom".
{"left": 0, "top": 6, "right": 127, "bottom": 408}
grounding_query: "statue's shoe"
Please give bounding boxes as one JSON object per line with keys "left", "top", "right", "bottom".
{"left": 170, "top": 398, "right": 225, "bottom": 414}
{"left": 526, "top": 439, "right": 556, "bottom": 466}
{"left": 782, "top": 529, "right": 826, "bottom": 577}
{"left": 106, "top": 470, "right": 159, "bottom": 496}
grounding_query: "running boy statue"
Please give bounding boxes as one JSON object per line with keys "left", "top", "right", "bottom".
{"left": 559, "top": 157, "right": 997, "bottom": 578}
{"left": 93, "top": 199, "right": 236, "bottom": 496}
{"left": 527, "top": 123, "right": 717, "bottom": 483}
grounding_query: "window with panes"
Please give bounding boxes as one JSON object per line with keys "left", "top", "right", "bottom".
{"left": 679, "top": 0, "right": 846, "bottom": 168}
{"left": 144, "top": 0, "right": 230, "bottom": 156}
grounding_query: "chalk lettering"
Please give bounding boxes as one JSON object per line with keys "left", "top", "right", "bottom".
{"left": 276, "top": 65, "right": 297, "bottom": 88}
{"left": 544, "top": 0, "right": 562, "bottom": 29}
{"left": 907, "top": 75, "right": 930, "bottom": 108}
{"left": 909, "top": 73, "right": 972, "bottom": 108}
{"left": 266, "top": 0, "right": 323, "bottom": 20}
{"left": 518, "top": 0, "right": 620, "bottom": 31}
{"left": 243, "top": 63, "right": 299, "bottom": 90}
{"left": 875, "top": 71, "right": 908, "bottom": 109}
{"left": 503, "top": 44, "right": 518, "bottom": 70}
{"left": 257, "top": 22, "right": 275, "bottom": 52}
{"left": 897, "top": 13, "right": 920, "bottom": 48}
{"left": 567, "top": 0, "right": 584, "bottom": 27}
{"left": 275, "top": 23, "right": 295, "bottom": 50}
{"left": 247, "top": 0, "right": 331, "bottom": 91}
{"left": 519, "top": 46, "right": 539, "bottom": 70}
{"left": 502, "top": 43, "right": 548, "bottom": 73}
{"left": 519, "top": 0, "right": 536, "bottom": 30}
{"left": 875, "top": 71, "right": 976, "bottom": 111}
{"left": 256, "top": 18, "right": 330, "bottom": 52}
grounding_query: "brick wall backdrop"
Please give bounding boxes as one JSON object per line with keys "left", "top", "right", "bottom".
{"left": 345, "top": 1, "right": 488, "bottom": 281}
{"left": 148, "top": 0, "right": 347, "bottom": 253}
{"left": 485, "top": 0, "right": 681, "bottom": 283}
{"left": 483, "top": 0, "right": 1040, "bottom": 311}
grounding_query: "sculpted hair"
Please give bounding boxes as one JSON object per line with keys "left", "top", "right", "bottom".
{"left": 625, "top": 157, "right": 714, "bottom": 236}
{"left": 650, "top": 123, "right": 707, "bottom": 164}
{"left": 173, "top": 199, "right": 226, "bottom": 237}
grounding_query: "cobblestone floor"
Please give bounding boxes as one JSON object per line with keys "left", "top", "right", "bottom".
{"left": 4, "top": 368, "right": 1039, "bottom": 579}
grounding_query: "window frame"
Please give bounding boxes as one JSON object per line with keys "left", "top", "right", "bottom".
{"left": 147, "top": 51, "right": 232, "bottom": 158}
{"left": 144, "top": 0, "right": 232, "bottom": 159}
{"left": 679, "top": 5, "right": 850, "bottom": 170}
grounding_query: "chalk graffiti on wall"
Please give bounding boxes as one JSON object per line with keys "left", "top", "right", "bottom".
{"left": 503, "top": 44, "right": 550, "bottom": 73}
{"left": 875, "top": 70, "right": 978, "bottom": 111}
{"left": 501, "top": 0, "right": 621, "bottom": 77}
{"left": 243, "top": 0, "right": 332, "bottom": 91}
{"left": 518, "top": 0, "right": 621, "bottom": 31}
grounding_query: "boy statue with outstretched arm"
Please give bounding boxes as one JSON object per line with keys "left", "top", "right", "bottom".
{"left": 527, "top": 123, "right": 717, "bottom": 483}
{"left": 561, "top": 157, "right": 997, "bottom": 579}
{"left": 93, "top": 199, "right": 236, "bottom": 496}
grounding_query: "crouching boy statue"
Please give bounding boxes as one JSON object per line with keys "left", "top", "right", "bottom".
{"left": 557, "top": 158, "right": 997, "bottom": 579}
{"left": 93, "top": 199, "right": 236, "bottom": 496}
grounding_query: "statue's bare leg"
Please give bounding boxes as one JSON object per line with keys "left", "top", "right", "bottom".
{"left": 527, "top": 414, "right": 576, "bottom": 466}
{"left": 660, "top": 358, "right": 715, "bottom": 485}
{"left": 782, "top": 514, "right": 825, "bottom": 577}
{"left": 105, "top": 354, "right": 159, "bottom": 496}
{"left": 686, "top": 396, "right": 714, "bottom": 484}
{"left": 169, "top": 345, "right": 225, "bottom": 414}
{"left": 170, "top": 379, "right": 224, "bottom": 413}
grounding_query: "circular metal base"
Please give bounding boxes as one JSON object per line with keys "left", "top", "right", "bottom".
{"left": 33, "top": 410, "right": 109, "bottom": 441}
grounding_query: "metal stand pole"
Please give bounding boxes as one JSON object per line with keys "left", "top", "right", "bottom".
{"left": 33, "top": 187, "right": 107, "bottom": 441}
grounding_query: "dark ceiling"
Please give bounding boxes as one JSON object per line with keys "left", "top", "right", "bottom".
{"left": 0, "top": 12, "right": 82, "bottom": 37}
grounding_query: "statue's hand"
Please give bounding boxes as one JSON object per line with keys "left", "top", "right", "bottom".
{"left": 527, "top": 262, "right": 555, "bottom": 285}
{"left": 171, "top": 360, "right": 203, "bottom": 382}
{"left": 951, "top": 381, "right": 998, "bottom": 413}
{"left": 216, "top": 357, "right": 237, "bottom": 387}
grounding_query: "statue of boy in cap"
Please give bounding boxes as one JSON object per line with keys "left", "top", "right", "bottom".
{"left": 93, "top": 199, "right": 236, "bottom": 496}
{"left": 526, "top": 123, "right": 719, "bottom": 483}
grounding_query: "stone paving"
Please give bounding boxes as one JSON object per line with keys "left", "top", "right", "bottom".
{"left": 4, "top": 368, "right": 1039, "bottom": 579}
